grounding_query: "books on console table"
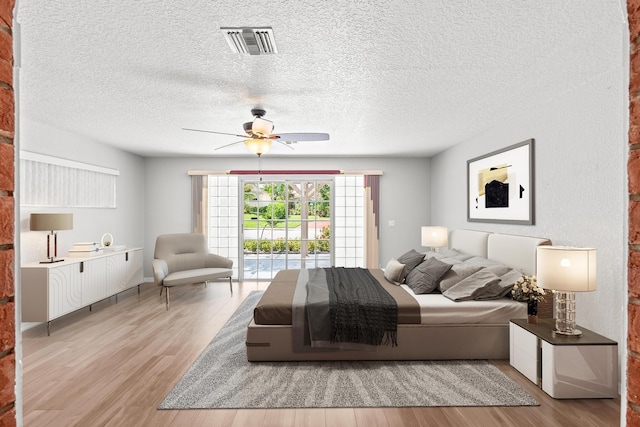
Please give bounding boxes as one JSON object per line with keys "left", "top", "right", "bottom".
{"left": 68, "top": 247, "right": 103, "bottom": 257}
{"left": 67, "top": 242, "right": 127, "bottom": 257}
{"left": 69, "top": 242, "right": 102, "bottom": 257}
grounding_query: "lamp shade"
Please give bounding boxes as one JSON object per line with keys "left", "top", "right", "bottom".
{"left": 30, "top": 213, "right": 73, "bottom": 231}
{"left": 421, "top": 226, "right": 448, "bottom": 248}
{"left": 244, "top": 138, "right": 273, "bottom": 155}
{"left": 536, "top": 246, "right": 596, "bottom": 292}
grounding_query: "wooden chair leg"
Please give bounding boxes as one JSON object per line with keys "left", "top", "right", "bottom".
{"left": 165, "top": 287, "right": 170, "bottom": 310}
{"left": 228, "top": 277, "right": 233, "bottom": 295}
{"left": 159, "top": 286, "right": 163, "bottom": 296}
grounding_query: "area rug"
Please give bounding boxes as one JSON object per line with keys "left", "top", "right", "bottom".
{"left": 159, "top": 291, "right": 538, "bottom": 409}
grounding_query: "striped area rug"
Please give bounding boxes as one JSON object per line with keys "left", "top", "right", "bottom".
{"left": 159, "top": 291, "right": 538, "bottom": 409}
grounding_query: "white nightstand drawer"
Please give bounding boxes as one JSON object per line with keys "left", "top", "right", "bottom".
{"left": 510, "top": 322, "right": 539, "bottom": 384}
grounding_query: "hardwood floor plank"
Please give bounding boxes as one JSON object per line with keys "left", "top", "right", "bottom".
{"left": 21, "top": 281, "right": 620, "bottom": 427}
{"left": 264, "top": 408, "right": 297, "bottom": 427}
{"left": 232, "top": 409, "right": 268, "bottom": 427}
{"left": 382, "top": 408, "right": 422, "bottom": 427}
{"left": 325, "top": 408, "right": 357, "bottom": 427}
{"left": 354, "top": 407, "right": 389, "bottom": 426}
{"left": 294, "top": 408, "right": 326, "bottom": 427}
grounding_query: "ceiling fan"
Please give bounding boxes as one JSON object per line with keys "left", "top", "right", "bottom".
{"left": 183, "top": 108, "right": 330, "bottom": 156}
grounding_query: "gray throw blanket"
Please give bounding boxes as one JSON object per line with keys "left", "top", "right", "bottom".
{"left": 325, "top": 267, "right": 398, "bottom": 347}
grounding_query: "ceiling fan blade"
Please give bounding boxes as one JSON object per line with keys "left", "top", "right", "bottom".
{"left": 276, "top": 140, "right": 295, "bottom": 150}
{"left": 271, "top": 133, "right": 330, "bottom": 142}
{"left": 214, "top": 140, "right": 246, "bottom": 150}
{"left": 183, "top": 128, "right": 250, "bottom": 138}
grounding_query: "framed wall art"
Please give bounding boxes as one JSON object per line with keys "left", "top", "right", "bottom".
{"left": 467, "top": 139, "right": 534, "bottom": 225}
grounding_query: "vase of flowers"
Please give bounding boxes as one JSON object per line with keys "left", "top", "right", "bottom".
{"left": 511, "top": 275, "right": 546, "bottom": 324}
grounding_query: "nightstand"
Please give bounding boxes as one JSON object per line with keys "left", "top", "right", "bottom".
{"left": 509, "top": 318, "right": 617, "bottom": 398}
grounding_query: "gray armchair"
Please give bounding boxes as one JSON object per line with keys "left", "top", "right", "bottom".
{"left": 152, "top": 233, "right": 233, "bottom": 309}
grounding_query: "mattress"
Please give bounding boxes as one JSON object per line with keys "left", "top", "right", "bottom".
{"left": 399, "top": 285, "right": 526, "bottom": 324}
{"left": 253, "top": 268, "right": 524, "bottom": 326}
{"left": 254, "top": 268, "right": 421, "bottom": 325}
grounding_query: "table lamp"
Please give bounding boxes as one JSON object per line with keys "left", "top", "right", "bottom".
{"left": 30, "top": 213, "right": 73, "bottom": 263}
{"left": 421, "top": 226, "right": 448, "bottom": 252}
{"left": 536, "top": 246, "right": 596, "bottom": 336}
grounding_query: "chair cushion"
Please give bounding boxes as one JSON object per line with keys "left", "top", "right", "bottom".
{"left": 163, "top": 267, "right": 233, "bottom": 287}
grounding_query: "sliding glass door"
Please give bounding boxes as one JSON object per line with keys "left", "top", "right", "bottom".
{"left": 202, "top": 174, "right": 366, "bottom": 280}
{"left": 242, "top": 178, "right": 332, "bottom": 279}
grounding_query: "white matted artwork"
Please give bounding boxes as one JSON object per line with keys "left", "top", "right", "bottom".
{"left": 467, "top": 139, "right": 534, "bottom": 225}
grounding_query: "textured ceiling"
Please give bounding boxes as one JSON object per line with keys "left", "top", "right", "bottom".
{"left": 15, "top": 1, "right": 625, "bottom": 158}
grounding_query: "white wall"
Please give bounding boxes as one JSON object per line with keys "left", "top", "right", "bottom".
{"left": 430, "top": 68, "right": 626, "bottom": 348}
{"left": 143, "top": 156, "right": 431, "bottom": 277}
{"left": 18, "top": 119, "right": 145, "bottom": 264}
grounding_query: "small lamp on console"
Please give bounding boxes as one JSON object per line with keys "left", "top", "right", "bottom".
{"left": 30, "top": 213, "right": 73, "bottom": 263}
{"left": 421, "top": 226, "right": 448, "bottom": 252}
{"left": 536, "top": 246, "right": 596, "bottom": 336}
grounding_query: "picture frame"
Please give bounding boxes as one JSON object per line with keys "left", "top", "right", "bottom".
{"left": 467, "top": 139, "right": 534, "bottom": 225}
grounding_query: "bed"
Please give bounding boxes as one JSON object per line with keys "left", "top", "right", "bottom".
{"left": 246, "top": 229, "right": 550, "bottom": 361}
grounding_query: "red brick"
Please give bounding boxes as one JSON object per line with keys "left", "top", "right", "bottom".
{"left": 631, "top": 1, "right": 640, "bottom": 44}
{"left": 632, "top": 97, "right": 640, "bottom": 122}
{"left": 631, "top": 124, "right": 640, "bottom": 144}
{"left": 0, "top": 1, "right": 14, "bottom": 29}
{"left": 0, "top": 60, "right": 10, "bottom": 88}
{"left": 631, "top": 201, "right": 640, "bottom": 244}
{"left": 630, "top": 353, "right": 640, "bottom": 406}
{"left": 633, "top": 52, "right": 640, "bottom": 76}
{"left": 0, "top": 197, "right": 12, "bottom": 246}
{"left": 0, "top": 30, "right": 10, "bottom": 65}
{"left": 0, "top": 142, "right": 12, "bottom": 192}
{"left": 0, "top": 303, "right": 13, "bottom": 354}
{"left": 628, "top": 406, "right": 640, "bottom": 427}
{"left": 630, "top": 303, "right": 640, "bottom": 355}
{"left": 0, "top": 249, "right": 12, "bottom": 300}
{"left": 0, "top": 89, "right": 13, "bottom": 135}
{"left": 0, "top": 353, "right": 13, "bottom": 410}
{"left": 0, "top": 407, "right": 15, "bottom": 427}
{"left": 632, "top": 150, "right": 640, "bottom": 194}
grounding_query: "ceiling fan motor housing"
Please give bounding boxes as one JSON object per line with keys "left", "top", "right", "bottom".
{"left": 251, "top": 108, "right": 266, "bottom": 118}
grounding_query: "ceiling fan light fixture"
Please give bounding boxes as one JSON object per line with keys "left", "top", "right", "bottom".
{"left": 252, "top": 117, "right": 274, "bottom": 137}
{"left": 244, "top": 138, "right": 273, "bottom": 156}
{"left": 220, "top": 27, "right": 278, "bottom": 55}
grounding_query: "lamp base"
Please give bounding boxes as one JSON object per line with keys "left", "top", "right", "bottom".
{"left": 554, "top": 290, "right": 582, "bottom": 337}
{"left": 39, "top": 258, "right": 64, "bottom": 264}
{"left": 553, "top": 328, "right": 582, "bottom": 337}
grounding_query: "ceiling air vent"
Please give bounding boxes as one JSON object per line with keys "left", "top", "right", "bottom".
{"left": 221, "top": 27, "right": 278, "bottom": 55}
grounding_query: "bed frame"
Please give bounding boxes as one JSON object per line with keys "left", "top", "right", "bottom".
{"left": 246, "top": 229, "right": 551, "bottom": 361}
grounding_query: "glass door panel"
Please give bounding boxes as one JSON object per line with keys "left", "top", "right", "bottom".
{"left": 242, "top": 178, "right": 333, "bottom": 280}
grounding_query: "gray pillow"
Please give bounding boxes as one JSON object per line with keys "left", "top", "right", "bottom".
{"left": 463, "top": 256, "right": 512, "bottom": 276}
{"left": 499, "top": 268, "right": 525, "bottom": 289}
{"left": 397, "top": 249, "right": 426, "bottom": 280}
{"left": 439, "top": 264, "right": 484, "bottom": 292}
{"left": 474, "top": 268, "right": 525, "bottom": 300}
{"left": 406, "top": 257, "right": 453, "bottom": 294}
{"left": 442, "top": 269, "right": 501, "bottom": 301}
{"left": 383, "top": 258, "right": 406, "bottom": 284}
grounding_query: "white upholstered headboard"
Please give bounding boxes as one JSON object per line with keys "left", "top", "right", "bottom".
{"left": 449, "top": 229, "right": 551, "bottom": 275}
{"left": 449, "top": 229, "right": 491, "bottom": 258}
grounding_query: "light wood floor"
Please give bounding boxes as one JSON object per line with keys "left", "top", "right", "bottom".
{"left": 22, "top": 282, "right": 621, "bottom": 427}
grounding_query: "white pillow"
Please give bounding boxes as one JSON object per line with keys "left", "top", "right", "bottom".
{"left": 384, "top": 258, "right": 406, "bottom": 284}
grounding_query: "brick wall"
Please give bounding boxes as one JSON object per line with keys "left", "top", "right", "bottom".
{"left": 0, "top": 1, "right": 14, "bottom": 425}
{"left": 631, "top": 1, "right": 640, "bottom": 424}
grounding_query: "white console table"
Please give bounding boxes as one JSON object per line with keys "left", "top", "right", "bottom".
{"left": 510, "top": 318, "right": 617, "bottom": 399}
{"left": 21, "top": 248, "right": 143, "bottom": 335}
